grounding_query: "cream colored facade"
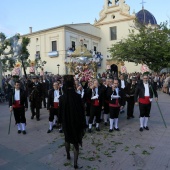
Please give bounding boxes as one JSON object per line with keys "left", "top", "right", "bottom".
{"left": 23, "top": 0, "right": 143, "bottom": 75}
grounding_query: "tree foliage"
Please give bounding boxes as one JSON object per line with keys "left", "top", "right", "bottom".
{"left": 108, "top": 21, "right": 170, "bottom": 72}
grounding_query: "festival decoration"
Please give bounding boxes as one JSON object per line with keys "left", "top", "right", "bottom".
{"left": 141, "top": 64, "right": 150, "bottom": 73}
{"left": 121, "top": 65, "right": 127, "bottom": 73}
{"left": 40, "top": 67, "right": 44, "bottom": 76}
{"left": 65, "top": 40, "right": 103, "bottom": 81}
{"left": 29, "top": 60, "right": 35, "bottom": 74}
{"left": 11, "top": 62, "right": 21, "bottom": 78}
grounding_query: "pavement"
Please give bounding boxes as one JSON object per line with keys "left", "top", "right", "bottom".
{"left": 0, "top": 91, "right": 170, "bottom": 170}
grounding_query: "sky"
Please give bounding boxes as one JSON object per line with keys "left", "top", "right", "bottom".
{"left": 1, "top": 0, "right": 170, "bottom": 37}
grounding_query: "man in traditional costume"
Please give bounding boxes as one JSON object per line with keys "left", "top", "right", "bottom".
{"left": 87, "top": 79, "right": 104, "bottom": 132}
{"left": 9, "top": 81, "right": 28, "bottom": 134}
{"left": 28, "top": 76, "right": 42, "bottom": 121}
{"left": 107, "top": 79, "right": 124, "bottom": 132}
{"left": 125, "top": 77, "right": 137, "bottom": 119}
{"left": 47, "top": 82, "right": 62, "bottom": 133}
{"left": 135, "top": 74, "right": 158, "bottom": 131}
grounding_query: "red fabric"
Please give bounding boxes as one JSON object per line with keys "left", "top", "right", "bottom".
{"left": 92, "top": 99, "right": 100, "bottom": 106}
{"left": 54, "top": 102, "right": 59, "bottom": 108}
{"left": 109, "top": 99, "right": 119, "bottom": 107}
{"left": 139, "top": 96, "right": 150, "bottom": 104}
{"left": 12, "top": 100, "right": 22, "bottom": 108}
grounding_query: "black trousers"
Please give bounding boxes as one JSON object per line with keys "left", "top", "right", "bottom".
{"left": 49, "top": 108, "right": 59, "bottom": 122}
{"left": 13, "top": 107, "right": 26, "bottom": 124}
{"left": 139, "top": 103, "right": 151, "bottom": 117}
{"left": 89, "top": 105, "right": 101, "bottom": 124}
{"left": 120, "top": 88, "right": 126, "bottom": 106}
{"left": 109, "top": 107, "right": 120, "bottom": 119}
{"left": 30, "top": 103, "right": 40, "bottom": 119}
{"left": 42, "top": 96, "right": 46, "bottom": 107}
{"left": 86, "top": 103, "right": 91, "bottom": 116}
{"left": 127, "top": 96, "right": 135, "bottom": 117}
{"left": 104, "top": 102, "right": 109, "bottom": 114}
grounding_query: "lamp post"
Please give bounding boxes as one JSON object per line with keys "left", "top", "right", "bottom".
{"left": 57, "top": 64, "right": 60, "bottom": 75}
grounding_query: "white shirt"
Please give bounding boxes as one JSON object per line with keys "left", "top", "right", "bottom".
{"left": 91, "top": 87, "right": 99, "bottom": 99}
{"left": 54, "top": 90, "right": 60, "bottom": 102}
{"left": 115, "top": 88, "right": 119, "bottom": 96}
{"left": 121, "top": 80, "right": 125, "bottom": 89}
{"left": 144, "top": 83, "right": 149, "bottom": 96}
{"left": 15, "top": 89, "right": 20, "bottom": 100}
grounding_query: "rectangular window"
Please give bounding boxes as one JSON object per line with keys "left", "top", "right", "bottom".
{"left": 52, "top": 41, "right": 57, "bottom": 51}
{"left": 36, "top": 51, "right": 40, "bottom": 59}
{"left": 110, "top": 26, "right": 117, "bottom": 40}
{"left": 94, "top": 46, "right": 97, "bottom": 52}
{"left": 72, "top": 41, "right": 75, "bottom": 51}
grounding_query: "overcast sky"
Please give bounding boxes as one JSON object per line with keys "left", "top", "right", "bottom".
{"left": 1, "top": 0, "right": 170, "bottom": 37}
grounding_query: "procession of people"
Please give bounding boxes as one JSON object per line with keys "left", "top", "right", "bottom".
{"left": 4, "top": 70, "right": 166, "bottom": 169}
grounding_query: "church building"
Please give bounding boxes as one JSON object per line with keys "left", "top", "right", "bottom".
{"left": 22, "top": 0, "right": 157, "bottom": 75}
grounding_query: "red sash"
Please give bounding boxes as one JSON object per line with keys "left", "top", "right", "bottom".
{"left": 109, "top": 99, "right": 119, "bottom": 107}
{"left": 12, "top": 100, "right": 22, "bottom": 108}
{"left": 53, "top": 102, "right": 59, "bottom": 108}
{"left": 92, "top": 99, "right": 100, "bottom": 106}
{"left": 139, "top": 96, "right": 150, "bottom": 104}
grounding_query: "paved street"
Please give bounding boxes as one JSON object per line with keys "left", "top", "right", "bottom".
{"left": 0, "top": 91, "right": 170, "bottom": 170}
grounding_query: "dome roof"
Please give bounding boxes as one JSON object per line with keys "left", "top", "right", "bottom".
{"left": 136, "top": 9, "right": 157, "bottom": 25}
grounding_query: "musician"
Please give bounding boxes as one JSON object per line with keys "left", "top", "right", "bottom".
{"left": 107, "top": 79, "right": 124, "bottom": 132}
{"left": 47, "top": 82, "right": 62, "bottom": 133}
{"left": 87, "top": 79, "right": 104, "bottom": 132}
{"left": 9, "top": 81, "right": 28, "bottom": 134}
{"left": 135, "top": 74, "right": 158, "bottom": 132}
{"left": 125, "top": 77, "right": 137, "bottom": 119}
{"left": 28, "top": 76, "right": 42, "bottom": 121}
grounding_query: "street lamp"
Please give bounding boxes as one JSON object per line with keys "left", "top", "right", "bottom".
{"left": 57, "top": 64, "right": 60, "bottom": 75}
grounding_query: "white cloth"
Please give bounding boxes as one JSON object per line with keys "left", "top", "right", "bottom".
{"left": 144, "top": 117, "right": 148, "bottom": 127}
{"left": 111, "top": 95, "right": 120, "bottom": 99}
{"left": 96, "top": 123, "right": 99, "bottom": 128}
{"left": 91, "top": 95, "right": 99, "bottom": 100}
{"left": 54, "top": 90, "right": 60, "bottom": 102}
{"left": 17, "top": 123, "right": 21, "bottom": 130}
{"left": 109, "top": 118, "right": 114, "bottom": 130}
{"left": 86, "top": 116, "right": 90, "bottom": 125}
{"left": 49, "top": 121, "right": 53, "bottom": 130}
{"left": 53, "top": 115, "right": 57, "bottom": 125}
{"left": 15, "top": 89, "right": 20, "bottom": 100}
{"left": 121, "top": 80, "right": 125, "bottom": 89}
{"left": 81, "top": 89, "right": 84, "bottom": 98}
{"left": 21, "top": 123, "right": 26, "bottom": 131}
{"left": 140, "top": 117, "right": 144, "bottom": 128}
{"left": 104, "top": 114, "right": 108, "bottom": 123}
{"left": 111, "top": 88, "right": 120, "bottom": 100}
{"left": 144, "top": 83, "right": 149, "bottom": 96}
{"left": 114, "top": 118, "right": 119, "bottom": 129}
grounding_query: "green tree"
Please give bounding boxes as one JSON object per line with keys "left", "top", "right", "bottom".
{"left": 108, "top": 22, "right": 170, "bottom": 72}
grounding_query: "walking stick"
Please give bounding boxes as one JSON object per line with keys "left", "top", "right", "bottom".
{"left": 8, "top": 110, "right": 13, "bottom": 135}
{"left": 150, "top": 85, "right": 167, "bottom": 128}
